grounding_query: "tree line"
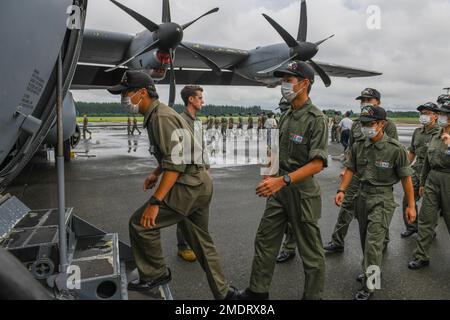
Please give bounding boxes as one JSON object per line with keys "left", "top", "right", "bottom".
{"left": 75, "top": 102, "right": 271, "bottom": 117}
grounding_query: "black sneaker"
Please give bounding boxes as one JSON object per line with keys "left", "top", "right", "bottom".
{"left": 276, "top": 250, "right": 296, "bottom": 263}
{"left": 127, "top": 268, "right": 172, "bottom": 292}
{"left": 223, "top": 286, "right": 239, "bottom": 300}
{"left": 354, "top": 288, "right": 373, "bottom": 300}
{"left": 236, "top": 288, "right": 269, "bottom": 300}
{"left": 408, "top": 259, "right": 430, "bottom": 270}
{"left": 323, "top": 242, "right": 344, "bottom": 253}
{"left": 401, "top": 229, "right": 417, "bottom": 238}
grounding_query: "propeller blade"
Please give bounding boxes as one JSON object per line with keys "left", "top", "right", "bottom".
{"left": 309, "top": 59, "right": 331, "bottom": 87}
{"left": 110, "top": 0, "right": 159, "bottom": 32}
{"left": 105, "top": 39, "right": 160, "bottom": 72}
{"left": 179, "top": 43, "right": 222, "bottom": 76}
{"left": 262, "top": 14, "right": 299, "bottom": 48}
{"left": 257, "top": 54, "right": 299, "bottom": 74}
{"left": 162, "top": 0, "right": 171, "bottom": 23}
{"left": 297, "top": 0, "right": 307, "bottom": 42}
{"left": 182, "top": 8, "right": 219, "bottom": 30}
{"left": 315, "top": 34, "right": 335, "bottom": 46}
{"left": 168, "top": 48, "right": 176, "bottom": 107}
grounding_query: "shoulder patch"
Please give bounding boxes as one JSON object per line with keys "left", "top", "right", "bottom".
{"left": 308, "top": 105, "right": 324, "bottom": 117}
{"left": 386, "top": 136, "right": 402, "bottom": 147}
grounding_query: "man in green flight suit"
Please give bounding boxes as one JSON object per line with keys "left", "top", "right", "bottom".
{"left": 400, "top": 102, "right": 440, "bottom": 238}
{"left": 408, "top": 101, "right": 450, "bottom": 269}
{"left": 237, "top": 61, "right": 328, "bottom": 300}
{"left": 336, "top": 105, "right": 416, "bottom": 300}
{"left": 324, "top": 88, "right": 399, "bottom": 254}
{"left": 107, "top": 71, "right": 237, "bottom": 299}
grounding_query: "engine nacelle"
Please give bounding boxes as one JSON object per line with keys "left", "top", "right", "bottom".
{"left": 44, "top": 91, "right": 77, "bottom": 146}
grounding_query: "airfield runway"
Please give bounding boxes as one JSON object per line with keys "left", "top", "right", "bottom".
{"left": 5, "top": 124, "right": 450, "bottom": 300}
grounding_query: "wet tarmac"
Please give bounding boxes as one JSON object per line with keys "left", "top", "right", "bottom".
{"left": 5, "top": 124, "right": 450, "bottom": 300}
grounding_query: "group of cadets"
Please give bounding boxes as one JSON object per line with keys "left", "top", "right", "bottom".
{"left": 106, "top": 61, "right": 450, "bottom": 300}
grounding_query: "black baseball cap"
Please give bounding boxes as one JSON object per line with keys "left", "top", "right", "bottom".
{"left": 274, "top": 61, "right": 315, "bottom": 84}
{"left": 108, "top": 70, "right": 157, "bottom": 95}
{"left": 437, "top": 94, "right": 450, "bottom": 105}
{"left": 440, "top": 101, "right": 450, "bottom": 114}
{"left": 359, "top": 105, "right": 386, "bottom": 123}
{"left": 356, "top": 88, "right": 381, "bottom": 101}
{"left": 417, "top": 102, "right": 439, "bottom": 113}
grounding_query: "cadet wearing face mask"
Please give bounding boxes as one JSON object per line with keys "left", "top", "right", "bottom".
{"left": 107, "top": 71, "right": 238, "bottom": 299}
{"left": 324, "top": 88, "right": 399, "bottom": 254}
{"left": 237, "top": 61, "right": 328, "bottom": 300}
{"left": 408, "top": 101, "right": 450, "bottom": 269}
{"left": 336, "top": 105, "right": 415, "bottom": 300}
{"left": 400, "top": 103, "right": 440, "bottom": 238}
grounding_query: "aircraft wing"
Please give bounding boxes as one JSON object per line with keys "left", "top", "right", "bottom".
{"left": 172, "top": 42, "right": 249, "bottom": 69}
{"left": 79, "top": 29, "right": 134, "bottom": 65}
{"left": 71, "top": 66, "right": 262, "bottom": 90}
{"left": 312, "top": 61, "right": 382, "bottom": 78}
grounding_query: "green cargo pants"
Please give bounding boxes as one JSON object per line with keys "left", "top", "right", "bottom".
{"left": 249, "top": 186, "right": 325, "bottom": 300}
{"left": 413, "top": 170, "right": 450, "bottom": 261}
{"left": 355, "top": 185, "right": 397, "bottom": 292}
{"left": 330, "top": 175, "right": 390, "bottom": 248}
{"left": 280, "top": 223, "right": 296, "bottom": 253}
{"left": 402, "top": 171, "right": 420, "bottom": 231}
{"left": 128, "top": 183, "right": 229, "bottom": 299}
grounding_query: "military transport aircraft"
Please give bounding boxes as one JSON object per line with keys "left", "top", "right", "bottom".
{"left": 0, "top": 0, "right": 381, "bottom": 193}
{"left": 0, "top": 0, "right": 383, "bottom": 300}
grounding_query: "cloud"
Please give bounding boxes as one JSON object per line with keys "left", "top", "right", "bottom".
{"left": 72, "top": 0, "right": 450, "bottom": 112}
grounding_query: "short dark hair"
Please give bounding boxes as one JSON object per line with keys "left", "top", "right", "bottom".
{"left": 123, "top": 87, "right": 159, "bottom": 100}
{"left": 180, "top": 85, "right": 203, "bottom": 106}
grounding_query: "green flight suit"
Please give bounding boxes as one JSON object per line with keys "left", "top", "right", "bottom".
{"left": 129, "top": 100, "right": 229, "bottom": 299}
{"left": 412, "top": 129, "right": 450, "bottom": 262}
{"left": 214, "top": 118, "right": 220, "bottom": 130}
{"left": 221, "top": 117, "right": 227, "bottom": 135}
{"left": 206, "top": 117, "right": 214, "bottom": 130}
{"left": 331, "top": 115, "right": 342, "bottom": 143}
{"left": 346, "top": 133, "right": 413, "bottom": 292}
{"left": 402, "top": 124, "right": 440, "bottom": 231}
{"left": 228, "top": 117, "right": 234, "bottom": 130}
{"left": 247, "top": 116, "right": 254, "bottom": 130}
{"left": 329, "top": 118, "right": 398, "bottom": 248}
{"left": 249, "top": 99, "right": 328, "bottom": 300}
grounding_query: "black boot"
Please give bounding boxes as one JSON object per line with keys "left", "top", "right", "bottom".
{"left": 408, "top": 259, "right": 430, "bottom": 270}
{"left": 236, "top": 288, "right": 269, "bottom": 300}
{"left": 276, "top": 250, "right": 296, "bottom": 263}
{"left": 323, "top": 242, "right": 344, "bottom": 253}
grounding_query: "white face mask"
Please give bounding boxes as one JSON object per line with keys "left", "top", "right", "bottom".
{"left": 361, "top": 126, "right": 379, "bottom": 139}
{"left": 360, "top": 102, "right": 372, "bottom": 109}
{"left": 121, "top": 92, "right": 141, "bottom": 114}
{"left": 438, "top": 114, "right": 449, "bottom": 128}
{"left": 419, "top": 114, "right": 432, "bottom": 126}
{"left": 281, "top": 81, "right": 306, "bottom": 102}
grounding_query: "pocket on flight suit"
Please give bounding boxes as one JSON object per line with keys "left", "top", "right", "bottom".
{"left": 164, "top": 174, "right": 203, "bottom": 216}
{"left": 374, "top": 160, "right": 395, "bottom": 184}
{"left": 288, "top": 136, "right": 308, "bottom": 162}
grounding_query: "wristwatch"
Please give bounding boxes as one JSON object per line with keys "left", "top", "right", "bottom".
{"left": 149, "top": 195, "right": 163, "bottom": 206}
{"left": 283, "top": 174, "right": 292, "bottom": 186}
{"left": 337, "top": 189, "right": 346, "bottom": 194}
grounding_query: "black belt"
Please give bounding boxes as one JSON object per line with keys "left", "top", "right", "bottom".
{"left": 360, "top": 183, "right": 393, "bottom": 193}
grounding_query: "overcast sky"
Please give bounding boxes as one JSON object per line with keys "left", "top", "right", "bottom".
{"left": 72, "top": 0, "right": 450, "bottom": 112}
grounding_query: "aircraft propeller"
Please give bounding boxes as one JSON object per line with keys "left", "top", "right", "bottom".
{"left": 258, "top": 0, "right": 334, "bottom": 87}
{"left": 106, "top": 0, "right": 222, "bottom": 107}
